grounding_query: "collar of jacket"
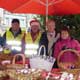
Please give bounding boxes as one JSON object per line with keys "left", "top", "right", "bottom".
{"left": 9, "top": 28, "right": 22, "bottom": 37}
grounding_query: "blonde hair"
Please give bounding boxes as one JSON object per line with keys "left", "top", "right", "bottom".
{"left": 46, "top": 19, "right": 55, "bottom": 26}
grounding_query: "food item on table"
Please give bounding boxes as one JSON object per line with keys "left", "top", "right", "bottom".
{"left": 6, "top": 69, "right": 44, "bottom": 80}
{"left": 0, "top": 70, "right": 10, "bottom": 80}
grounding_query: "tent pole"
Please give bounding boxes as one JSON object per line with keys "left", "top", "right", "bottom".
{"left": 46, "top": 0, "right": 48, "bottom": 31}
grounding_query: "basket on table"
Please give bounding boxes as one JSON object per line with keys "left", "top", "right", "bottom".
{"left": 6, "top": 54, "right": 26, "bottom": 69}
{"left": 0, "top": 54, "right": 13, "bottom": 64}
{"left": 57, "top": 49, "right": 80, "bottom": 74}
{"left": 30, "top": 45, "right": 56, "bottom": 71}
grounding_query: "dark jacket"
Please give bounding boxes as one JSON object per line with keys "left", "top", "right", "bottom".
{"left": 39, "top": 32, "right": 48, "bottom": 55}
{"left": 0, "top": 37, "right": 5, "bottom": 46}
{"left": 39, "top": 31, "right": 59, "bottom": 56}
{"left": 39, "top": 31, "right": 59, "bottom": 68}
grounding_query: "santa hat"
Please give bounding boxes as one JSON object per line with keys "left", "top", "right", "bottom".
{"left": 30, "top": 19, "right": 40, "bottom": 26}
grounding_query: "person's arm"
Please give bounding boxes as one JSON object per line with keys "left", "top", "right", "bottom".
{"left": 39, "top": 32, "right": 48, "bottom": 46}
{"left": 53, "top": 41, "right": 60, "bottom": 68}
{"left": 74, "top": 40, "right": 80, "bottom": 51}
{"left": 3, "top": 32, "right": 6, "bottom": 40}
{"left": 39, "top": 32, "right": 48, "bottom": 55}
{"left": 53, "top": 42, "right": 60, "bottom": 59}
{"left": 2, "top": 32, "right": 6, "bottom": 46}
{"left": 21, "top": 32, "right": 26, "bottom": 54}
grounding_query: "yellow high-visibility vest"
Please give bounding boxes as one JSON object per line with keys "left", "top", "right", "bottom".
{"left": 6, "top": 30, "right": 25, "bottom": 52}
{"left": 25, "top": 32, "right": 41, "bottom": 57}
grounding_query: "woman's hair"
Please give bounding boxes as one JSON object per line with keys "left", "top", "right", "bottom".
{"left": 12, "top": 19, "right": 20, "bottom": 24}
{"left": 60, "top": 26, "right": 70, "bottom": 33}
{"left": 58, "top": 26, "right": 70, "bottom": 41}
{"left": 46, "top": 19, "right": 55, "bottom": 26}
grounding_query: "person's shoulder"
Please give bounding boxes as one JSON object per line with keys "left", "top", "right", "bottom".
{"left": 72, "top": 38, "right": 79, "bottom": 43}
{"left": 40, "top": 31, "right": 47, "bottom": 40}
{"left": 70, "top": 37, "right": 80, "bottom": 44}
{"left": 3, "top": 32, "right": 6, "bottom": 37}
{"left": 70, "top": 37, "right": 76, "bottom": 41}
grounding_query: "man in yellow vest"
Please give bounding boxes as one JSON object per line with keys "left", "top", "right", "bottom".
{"left": 25, "top": 19, "right": 41, "bottom": 57}
{"left": 3, "top": 19, "right": 25, "bottom": 54}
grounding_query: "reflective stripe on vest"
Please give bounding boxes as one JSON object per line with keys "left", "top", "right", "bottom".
{"left": 6, "top": 40, "right": 21, "bottom": 51}
{"left": 25, "top": 44, "right": 38, "bottom": 56}
{"left": 6, "top": 30, "right": 24, "bottom": 51}
{"left": 25, "top": 32, "right": 41, "bottom": 57}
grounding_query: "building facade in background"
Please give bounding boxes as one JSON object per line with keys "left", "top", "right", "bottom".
{"left": 0, "top": 8, "right": 37, "bottom": 36}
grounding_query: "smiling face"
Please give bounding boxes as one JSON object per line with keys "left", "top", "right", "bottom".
{"left": 47, "top": 20, "right": 55, "bottom": 33}
{"left": 61, "top": 30, "right": 69, "bottom": 39}
{"left": 11, "top": 22, "right": 20, "bottom": 31}
{"left": 30, "top": 22, "right": 40, "bottom": 33}
{"left": 11, "top": 19, "right": 20, "bottom": 32}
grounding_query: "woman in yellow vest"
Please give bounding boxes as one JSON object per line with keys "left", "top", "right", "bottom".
{"left": 3, "top": 19, "right": 25, "bottom": 54}
{"left": 25, "top": 19, "right": 41, "bottom": 57}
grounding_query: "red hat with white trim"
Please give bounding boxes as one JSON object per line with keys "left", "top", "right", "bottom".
{"left": 30, "top": 19, "right": 40, "bottom": 26}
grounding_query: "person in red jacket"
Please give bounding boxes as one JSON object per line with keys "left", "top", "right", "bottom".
{"left": 54, "top": 27, "right": 80, "bottom": 68}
